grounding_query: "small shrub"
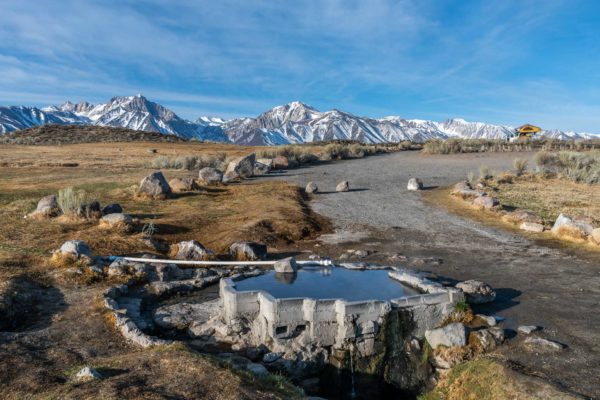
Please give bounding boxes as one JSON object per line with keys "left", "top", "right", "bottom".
{"left": 141, "top": 222, "right": 157, "bottom": 238}
{"left": 512, "top": 158, "right": 528, "bottom": 176}
{"left": 467, "top": 171, "right": 475, "bottom": 184}
{"left": 57, "top": 187, "right": 87, "bottom": 215}
{"left": 533, "top": 151, "right": 556, "bottom": 172}
{"left": 479, "top": 166, "right": 493, "bottom": 180}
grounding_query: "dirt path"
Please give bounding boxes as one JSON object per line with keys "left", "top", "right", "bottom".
{"left": 265, "top": 151, "right": 600, "bottom": 398}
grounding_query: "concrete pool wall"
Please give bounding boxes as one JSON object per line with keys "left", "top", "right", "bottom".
{"left": 220, "top": 268, "right": 464, "bottom": 353}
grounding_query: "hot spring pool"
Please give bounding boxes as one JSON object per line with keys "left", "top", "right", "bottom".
{"left": 233, "top": 267, "right": 420, "bottom": 301}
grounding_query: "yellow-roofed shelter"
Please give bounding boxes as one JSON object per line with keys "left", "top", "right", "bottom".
{"left": 512, "top": 124, "right": 542, "bottom": 141}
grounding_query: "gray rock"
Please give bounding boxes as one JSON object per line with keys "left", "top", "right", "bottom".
{"left": 257, "top": 158, "right": 273, "bottom": 168}
{"left": 171, "top": 240, "right": 213, "bottom": 261}
{"left": 305, "top": 182, "right": 319, "bottom": 194}
{"left": 518, "top": 325, "right": 541, "bottom": 334}
{"left": 476, "top": 314, "right": 497, "bottom": 327}
{"left": 224, "top": 153, "right": 256, "bottom": 180}
{"left": 272, "top": 156, "right": 289, "bottom": 170}
{"left": 472, "top": 328, "right": 504, "bottom": 352}
{"left": 425, "top": 323, "right": 467, "bottom": 348}
{"left": 198, "top": 167, "right": 223, "bottom": 184}
{"left": 472, "top": 195, "right": 499, "bottom": 209}
{"left": 519, "top": 222, "right": 545, "bottom": 233}
{"left": 76, "top": 200, "right": 102, "bottom": 219}
{"left": 591, "top": 228, "right": 600, "bottom": 244}
{"left": 75, "top": 366, "right": 102, "bottom": 381}
{"left": 99, "top": 213, "right": 133, "bottom": 231}
{"left": 456, "top": 280, "right": 496, "bottom": 304}
{"left": 169, "top": 177, "right": 199, "bottom": 192}
{"left": 407, "top": 178, "right": 423, "bottom": 191}
{"left": 524, "top": 337, "right": 565, "bottom": 351}
{"left": 229, "top": 242, "right": 267, "bottom": 261}
{"left": 102, "top": 203, "right": 122, "bottom": 215}
{"left": 274, "top": 257, "right": 297, "bottom": 273}
{"left": 551, "top": 213, "right": 593, "bottom": 239}
{"left": 246, "top": 363, "right": 269, "bottom": 375}
{"left": 263, "top": 352, "right": 282, "bottom": 363}
{"left": 28, "top": 194, "right": 61, "bottom": 219}
{"left": 253, "top": 161, "right": 271, "bottom": 175}
{"left": 58, "top": 240, "right": 91, "bottom": 259}
{"left": 336, "top": 181, "right": 350, "bottom": 192}
{"left": 138, "top": 171, "right": 172, "bottom": 198}
{"left": 154, "top": 302, "right": 216, "bottom": 330}
{"left": 452, "top": 181, "right": 472, "bottom": 193}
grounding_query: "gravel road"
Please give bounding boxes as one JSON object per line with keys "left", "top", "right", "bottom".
{"left": 266, "top": 150, "right": 600, "bottom": 398}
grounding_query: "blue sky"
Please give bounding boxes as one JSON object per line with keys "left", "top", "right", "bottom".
{"left": 1, "top": 0, "right": 600, "bottom": 131}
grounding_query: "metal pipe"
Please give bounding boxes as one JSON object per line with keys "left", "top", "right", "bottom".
{"left": 118, "top": 256, "right": 332, "bottom": 267}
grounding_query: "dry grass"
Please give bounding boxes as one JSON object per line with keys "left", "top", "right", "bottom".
{"left": 0, "top": 141, "right": 330, "bottom": 276}
{"left": 419, "top": 358, "right": 579, "bottom": 400}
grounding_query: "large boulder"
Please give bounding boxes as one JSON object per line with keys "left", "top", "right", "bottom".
{"left": 551, "top": 214, "right": 593, "bottom": 240}
{"left": 336, "top": 181, "right": 350, "bottom": 192}
{"left": 169, "top": 177, "right": 199, "bottom": 193}
{"left": 99, "top": 213, "right": 134, "bottom": 232}
{"left": 28, "top": 195, "right": 61, "bottom": 219}
{"left": 76, "top": 200, "right": 102, "bottom": 219}
{"left": 305, "top": 182, "right": 318, "bottom": 194}
{"left": 198, "top": 167, "right": 223, "bottom": 184}
{"left": 425, "top": 323, "right": 467, "bottom": 348}
{"left": 56, "top": 240, "right": 91, "bottom": 260}
{"left": 170, "top": 240, "right": 213, "bottom": 261}
{"left": 102, "top": 203, "right": 122, "bottom": 215}
{"left": 407, "top": 178, "right": 423, "bottom": 191}
{"left": 274, "top": 257, "right": 298, "bottom": 273}
{"left": 138, "top": 171, "right": 172, "bottom": 198}
{"left": 272, "top": 156, "right": 289, "bottom": 170}
{"left": 472, "top": 195, "right": 499, "bottom": 210}
{"left": 229, "top": 242, "right": 267, "bottom": 261}
{"left": 224, "top": 153, "right": 256, "bottom": 181}
{"left": 456, "top": 280, "right": 496, "bottom": 304}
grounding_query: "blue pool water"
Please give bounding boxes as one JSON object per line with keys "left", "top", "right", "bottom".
{"left": 233, "top": 267, "right": 420, "bottom": 301}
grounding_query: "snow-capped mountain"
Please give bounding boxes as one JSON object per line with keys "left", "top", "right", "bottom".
{"left": 1, "top": 95, "right": 597, "bottom": 144}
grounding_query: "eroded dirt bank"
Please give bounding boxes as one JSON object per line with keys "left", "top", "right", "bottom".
{"left": 265, "top": 151, "right": 600, "bottom": 398}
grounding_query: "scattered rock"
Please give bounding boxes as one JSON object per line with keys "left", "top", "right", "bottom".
{"left": 455, "top": 280, "right": 496, "bottom": 304}
{"left": 591, "top": 228, "right": 600, "bottom": 245}
{"left": 253, "top": 161, "right": 271, "bottom": 175}
{"left": 76, "top": 200, "right": 102, "bottom": 219}
{"left": 524, "top": 337, "right": 565, "bottom": 351}
{"left": 272, "top": 156, "right": 289, "bottom": 170}
{"left": 472, "top": 195, "right": 499, "bottom": 210}
{"left": 229, "top": 242, "right": 267, "bottom": 261}
{"left": 57, "top": 240, "right": 91, "bottom": 260}
{"left": 350, "top": 249, "right": 369, "bottom": 258}
{"left": 407, "top": 178, "right": 423, "bottom": 191}
{"left": 75, "top": 366, "right": 102, "bottom": 381}
{"left": 138, "top": 171, "right": 172, "bottom": 198}
{"left": 551, "top": 213, "right": 593, "bottom": 240}
{"left": 305, "top": 182, "right": 319, "bottom": 194}
{"left": 519, "top": 222, "right": 545, "bottom": 233}
{"left": 425, "top": 323, "right": 467, "bottom": 348}
{"left": 154, "top": 302, "right": 216, "bottom": 330}
{"left": 451, "top": 181, "right": 482, "bottom": 199}
{"left": 224, "top": 153, "right": 256, "bottom": 180}
{"left": 102, "top": 203, "right": 122, "bottom": 215}
{"left": 475, "top": 314, "right": 497, "bottom": 327}
{"left": 503, "top": 210, "right": 543, "bottom": 225}
{"left": 472, "top": 328, "right": 504, "bottom": 352}
{"left": 336, "top": 181, "right": 349, "bottom": 192}
{"left": 99, "top": 213, "right": 134, "bottom": 232}
{"left": 263, "top": 352, "right": 282, "bottom": 363}
{"left": 28, "top": 194, "right": 61, "bottom": 219}
{"left": 170, "top": 240, "right": 213, "bottom": 261}
{"left": 274, "top": 257, "right": 297, "bottom": 273}
{"left": 246, "top": 363, "right": 269, "bottom": 376}
{"left": 518, "top": 325, "right": 541, "bottom": 334}
{"left": 169, "top": 177, "right": 199, "bottom": 192}
{"left": 198, "top": 167, "right": 224, "bottom": 184}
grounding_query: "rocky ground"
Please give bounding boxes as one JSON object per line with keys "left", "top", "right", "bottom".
{"left": 265, "top": 150, "right": 600, "bottom": 398}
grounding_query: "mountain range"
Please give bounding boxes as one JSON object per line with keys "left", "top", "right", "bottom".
{"left": 1, "top": 94, "right": 597, "bottom": 145}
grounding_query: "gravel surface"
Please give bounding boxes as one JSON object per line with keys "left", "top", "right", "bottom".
{"left": 265, "top": 150, "right": 600, "bottom": 398}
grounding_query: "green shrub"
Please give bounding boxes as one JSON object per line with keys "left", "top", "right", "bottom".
{"left": 58, "top": 187, "right": 87, "bottom": 214}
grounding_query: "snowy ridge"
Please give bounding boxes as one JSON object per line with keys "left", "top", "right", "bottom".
{"left": 1, "top": 96, "right": 598, "bottom": 144}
